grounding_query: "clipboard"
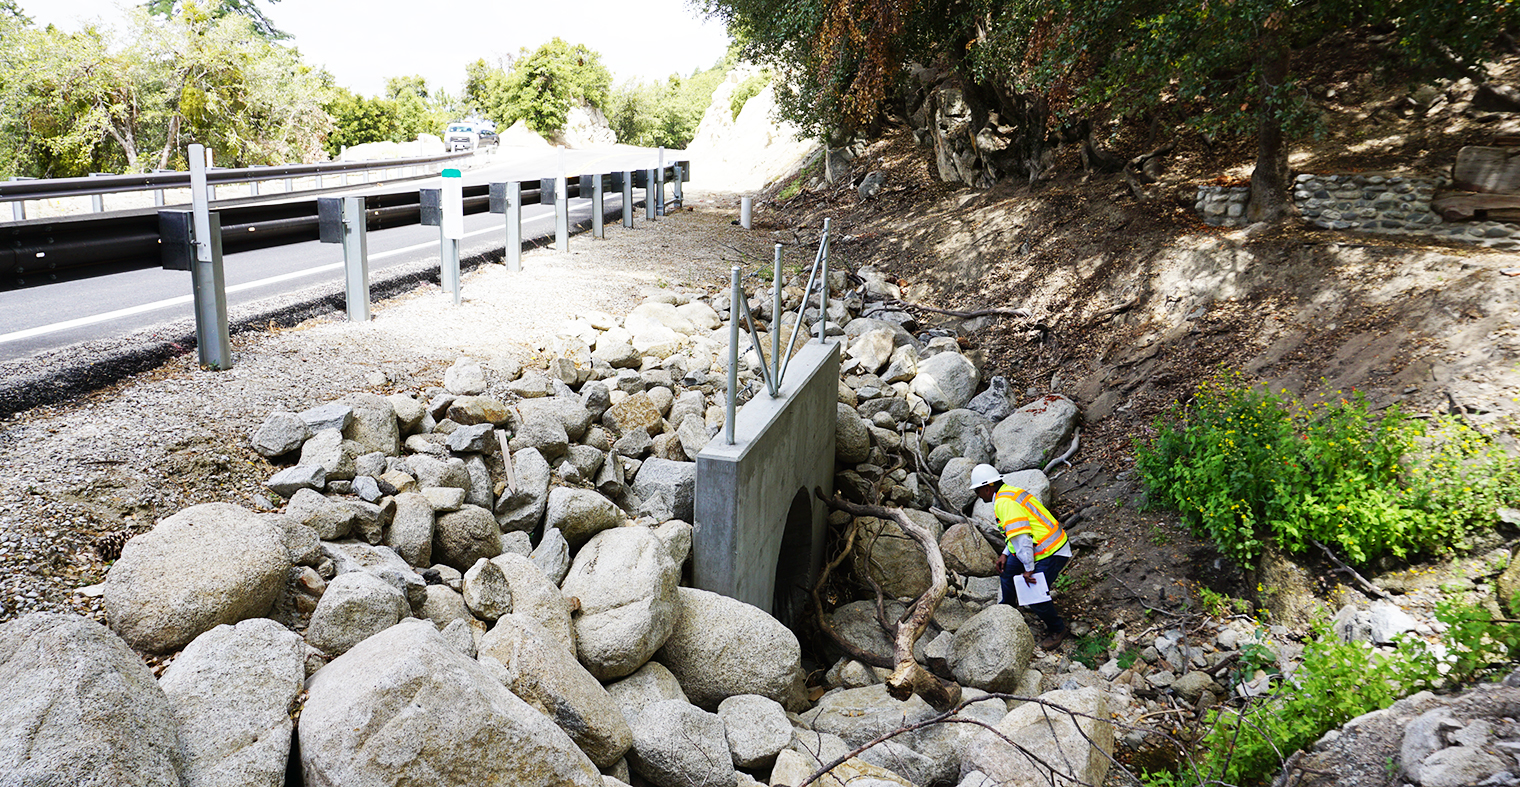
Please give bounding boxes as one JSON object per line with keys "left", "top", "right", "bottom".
{"left": 1013, "top": 572, "right": 1051, "bottom": 606}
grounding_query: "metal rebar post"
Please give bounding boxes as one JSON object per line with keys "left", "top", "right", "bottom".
{"left": 645, "top": 169, "right": 657, "bottom": 220}
{"left": 818, "top": 217, "right": 831, "bottom": 342}
{"left": 779, "top": 240, "right": 825, "bottom": 383}
{"left": 592, "top": 174, "right": 605, "bottom": 239}
{"left": 726, "top": 266, "right": 741, "bottom": 445}
{"left": 772, "top": 244, "right": 783, "bottom": 385}
{"left": 504, "top": 181, "right": 522, "bottom": 272}
{"left": 341, "top": 195, "right": 370, "bottom": 321}
{"left": 622, "top": 171, "right": 634, "bottom": 229}
{"left": 741, "top": 297, "right": 779, "bottom": 398}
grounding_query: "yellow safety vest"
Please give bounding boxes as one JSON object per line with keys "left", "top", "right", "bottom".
{"left": 994, "top": 485, "right": 1067, "bottom": 561}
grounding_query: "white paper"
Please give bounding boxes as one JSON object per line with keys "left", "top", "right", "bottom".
{"left": 1013, "top": 572, "right": 1051, "bottom": 606}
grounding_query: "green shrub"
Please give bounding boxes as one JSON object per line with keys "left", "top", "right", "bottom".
{"left": 1134, "top": 371, "right": 1519, "bottom": 565}
{"left": 1145, "top": 602, "right": 1520, "bottom": 787}
{"left": 730, "top": 73, "right": 771, "bottom": 119}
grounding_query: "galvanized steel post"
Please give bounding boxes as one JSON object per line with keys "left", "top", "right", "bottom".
{"left": 645, "top": 169, "right": 657, "bottom": 221}
{"left": 592, "top": 174, "right": 605, "bottom": 239}
{"left": 89, "top": 173, "right": 105, "bottom": 212}
{"left": 341, "top": 196, "right": 370, "bottom": 321}
{"left": 441, "top": 168, "right": 464, "bottom": 305}
{"left": 726, "top": 265, "right": 741, "bottom": 445}
{"left": 555, "top": 146, "right": 568, "bottom": 251}
{"left": 740, "top": 196, "right": 752, "bottom": 229}
{"left": 190, "top": 212, "right": 233, "bottom": 371}
{"left": 502, "top": 181, "right": 522, "bottom": 271}
{"left": 817, "top": 217, "right": 831, "bottom": 342}
{"left": 622, "top": 171, "right": 634, "bottom": 229}
{"left": 772, "top": 244, "right": 782, "bottom": 386}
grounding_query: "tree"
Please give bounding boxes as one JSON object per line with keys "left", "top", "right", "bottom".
{"left": 607, "top": 57, "right": 731, "bottom": 148}
{"left": 502, "top": 38, "right": 613, "bottom": 136}
{"left": 0, "top": 1, "right": 331, "bottom": 177}
{"left": 144, "top": 0, "right": 287, "bottom": 40}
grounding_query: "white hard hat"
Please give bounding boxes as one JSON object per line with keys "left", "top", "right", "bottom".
{"left": 969, "top": 463, "right": 1002, "bottom": 490}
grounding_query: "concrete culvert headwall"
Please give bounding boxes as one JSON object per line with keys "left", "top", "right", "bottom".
{"left": 693, "top": 341, "right": 839, "bottom": 624}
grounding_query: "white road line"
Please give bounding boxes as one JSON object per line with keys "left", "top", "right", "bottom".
{"left": 0, "top": 224, "right": 510, "bottom": 345}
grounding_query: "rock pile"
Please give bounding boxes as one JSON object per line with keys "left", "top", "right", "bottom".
{"left": 0, "top": 260, "right": 1334, "bottom": 786}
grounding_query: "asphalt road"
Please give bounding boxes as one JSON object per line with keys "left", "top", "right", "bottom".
{"left": 0, "top": 144, "right": 677, "bottom": 362}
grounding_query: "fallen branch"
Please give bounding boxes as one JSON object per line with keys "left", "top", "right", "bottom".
{"left": 1111, "top": 574, "right": 1190, "bottom": 618}
{"left": 884, "top": 298, "right": 1031, "bottom": 320}
{"left": 820, "top": 492, "right": 961, "bottom": 711}
{"left": 1310, "top": 539, "right": 1391, "bottom": 601}
{"left": 811, "top": 518, "right": 894, "bottom": 670}
{"left": 930, "top": 507, "right": 1005, "bottom": 552}
{"left": 1043, "top": 428, "right": 1081, "bottom": 474}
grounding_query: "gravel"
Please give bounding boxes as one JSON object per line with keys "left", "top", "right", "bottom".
{"left": 0, "top": 194, "right": 767, "bottom": 626}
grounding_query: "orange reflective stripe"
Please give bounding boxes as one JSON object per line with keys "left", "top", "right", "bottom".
{"left": 1010, "top": 489, "right": 1066, "bottom": 560}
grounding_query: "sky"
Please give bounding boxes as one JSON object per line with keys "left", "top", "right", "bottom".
{"left": 18, "top": 0, "right": 735, "bottom": 98}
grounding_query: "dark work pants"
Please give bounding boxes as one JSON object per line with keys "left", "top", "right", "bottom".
{"left": 1001, "top": 553, "right": 1069, "bottom": 635}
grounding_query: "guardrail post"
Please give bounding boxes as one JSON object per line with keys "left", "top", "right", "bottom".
{"left": 89, "top": 173, "right": 105, "bottom": 212}
{"left": 319, "top": 196, "right": 370, "bottom": 321}
{"left": 187, "top": 143, "right": 232, "bottom": 370}
{"left": 7, "top": 176, "right": 33, "bottom": 220}
{"left": 442, "top": 168, "right": 463, "bottom": 305}
{"left": 645, "top": 169, "right": 657, "bottom": 221}
{"left": 555, "top": 173, "right": 569, "bottom": 252}
{"left": 582, "top": 174, "right": 605, "bottom": 239}
{"left": 284, "top": 176, "right": 293, "bottom": 193}
{"left": 622, "top": 171, "right": 634, "bottom": 229}
{"left": 726, "top": 265, "right": 740, "bottom": 445}
{"left": 490, "top": 181, "right": 522, "bottom": 271}
{"left": 673, "top": 162, "right": 685, "bottom": 208}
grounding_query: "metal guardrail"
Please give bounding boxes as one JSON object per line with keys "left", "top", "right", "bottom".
{"left": 1, "top": 150, "right": 474, "bottom": 213}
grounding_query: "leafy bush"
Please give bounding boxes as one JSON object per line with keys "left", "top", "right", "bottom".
{"left": 1134, "top": 371, "right": 1519, "bottom": 565}
{"left": 730, "top": 73, "right": 771, "bottom": 119}
{"left": 607, "top": 59, "right": 729, "bottom": 149}
{"left": 1146, "top": 602, "right": 1520, "bottom": 787}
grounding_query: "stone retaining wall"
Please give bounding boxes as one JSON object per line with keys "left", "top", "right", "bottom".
{"left": 1195, "top": 173, "right": 1520, "bottom": 251}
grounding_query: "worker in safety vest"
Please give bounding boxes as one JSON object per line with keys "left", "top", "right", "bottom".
{"left": 970, "top": 463, "right": 1072, "bottom": 649}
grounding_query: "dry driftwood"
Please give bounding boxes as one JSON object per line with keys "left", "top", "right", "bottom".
{"left": 819, "top": 492, "right": 962, "bottom": 711}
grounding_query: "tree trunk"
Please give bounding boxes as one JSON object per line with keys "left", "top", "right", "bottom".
{"left": 1247, "top": 23, "right": 1292, "bottom": 223}
{"left": 157, "top": 114, "right": 181, "bottom": 172}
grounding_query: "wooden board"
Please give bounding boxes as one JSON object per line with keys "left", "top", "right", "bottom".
{"left": 1453, "top": 146, "right": 1520, "bottom": 194}
{"left": 1432, "top": 192, "right": 1520, "bottom": 222}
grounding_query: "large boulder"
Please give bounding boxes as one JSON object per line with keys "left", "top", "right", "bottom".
{"left": 496, "top": 448, "right": 552, "bottom": 532}
{"left": 387, "top": 491, "right": 435, "bottom": 567}
{"left": 966, "top": 375, "right": 1016, "bottom": 421}
{"left": 836, "top": 403, "right": 871, "bottom": 464}
{"left": 605, "top": 661, "right": 691, "bottom": 726}
{"left": 941, "top": 522, "right": 999, "bottom": 577}
{"left": 631, "top": 458, "right": 696, "bottom": 522}
{"left": 961, "top": 686, "right": 1113, "bottom": 787}
{"left": 546, "top": 487, "right": 625, "bottom": 549}
{"left": 250, "top": 411, "right": 309, "bottom": 457}
{"left": 300, "top": 618, "right": 603, "bottom": 786}
{"left": 432, "top": 504, "right": 502, "bottom": 572}
{"left": 798, "top": 683, "right": 977, "bottom": 786}
{"left": 338, "top": 393, "right": 401, "bottom": 456}
{"left": 717, "top": 694, "right": 791, "bottom": 769}
{"left": 923, "top": 409, "right": 995, "bottom": 469}
{"left": 910, "top": 352, "right": 979, "bottom": 412}
{"left": 656, "top": 587, "right": 808, "bottom": 711}
{"left": 561, "top": 527, "right": 681, "bottom": 681}
{"left": 0, "top": 613, "right": 184, "bottom": 785}
{"left": 321, "top": 540, "right": 427, "bottom": 611}
{"left": 849, "top": 510, "right": 943, "bottom": 600}
{"left": 991, "top": 395, "right": 1079, "bottom": 472}
{"left": 771, "top": 748, "right": 912, "bottom": 787}
{"left": 491, "top": 553, "right": 577, "bottom": 653}
{"left": 950, "top": 604, "right": 1035, "bottom": 692}
{"left": 158, "top": 619, "right": 305, "bottom": 787}
{"left": 104, "top": 503, "right": 291, "bottom": 653}
{"left": 531, "top": 526, "right": 571, "bottom": 585}
{"left": 304, "top": 570, "right": 409, "bottom": 656}
{"left": 517, "top": 396, "right": 595, "bottom": 441}
{"left": 478, "top": 614, "right": 633, "bottom": 768}
{"left": 628, "top": 700, "right": 733, "bottom": 787}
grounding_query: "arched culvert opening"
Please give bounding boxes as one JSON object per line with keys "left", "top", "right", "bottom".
{"left": 772, "top": 487, "right": 814, "bottom": 630}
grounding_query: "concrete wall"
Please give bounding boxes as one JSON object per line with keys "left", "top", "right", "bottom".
{"left": 693, "top": 340, "right": 839, "bottom": 617}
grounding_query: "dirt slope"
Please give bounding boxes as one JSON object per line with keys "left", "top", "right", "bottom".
{"left": 760, "top": 64, "right": 1520, "bottom": 632}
